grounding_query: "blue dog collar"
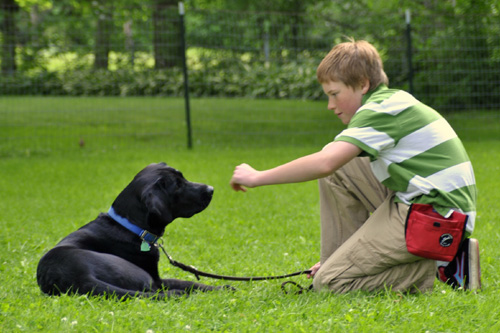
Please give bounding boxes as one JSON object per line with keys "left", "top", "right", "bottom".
{"left": 108, "top": 206, "right": 159, "bottom": 249}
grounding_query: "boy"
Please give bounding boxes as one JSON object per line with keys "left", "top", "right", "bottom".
{"left": 230, "top": 39, "right": 480, "bottom": 293}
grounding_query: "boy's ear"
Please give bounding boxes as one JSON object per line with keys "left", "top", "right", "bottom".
{"left": 361, "top": 78, "right": 370, "bottom": 94}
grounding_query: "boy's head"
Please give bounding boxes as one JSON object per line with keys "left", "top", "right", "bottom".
{"left": 317, "top": 38, "right": 388, "bottom": 91}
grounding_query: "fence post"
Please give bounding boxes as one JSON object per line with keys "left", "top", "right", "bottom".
{"left": 179, "top": 2, "right": 192, "bottom": 149}
{"left": 263, "top": 20, "right": 270, "bottom": 67}
{"left": 405, "top": 9, "right": 414, "bottom": 95}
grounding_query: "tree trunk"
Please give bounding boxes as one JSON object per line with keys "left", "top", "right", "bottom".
{"left": 289, "top": 0, "right": 304, "bottom": 59}
{"left": 124, "top": 20, "right": 135, "bottom": 67}
{"left": 153, "top": 0, "right": 181, "bottom": 69}
{"left": 93, "top": 2, "right": 113, "bottom": 70}
{"left": 1, "top": 0, "right": 20, "bottom": 75}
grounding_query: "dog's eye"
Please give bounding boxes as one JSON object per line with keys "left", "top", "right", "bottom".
{"left": 164, "top": 176, "right": 182, "bottom": 191}
{"left": 175, "top": 177, "right": 185, "bottom": 188}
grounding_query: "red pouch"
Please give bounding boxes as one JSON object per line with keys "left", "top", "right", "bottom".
{"left": 405, "top": 203, "right": 468, "bottom": 261}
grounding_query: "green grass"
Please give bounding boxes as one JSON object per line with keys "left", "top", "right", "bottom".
{"left": 1, "top": 97, "right": 499, "bottom": 332}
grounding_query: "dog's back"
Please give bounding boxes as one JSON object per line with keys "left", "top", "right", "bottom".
{"left": 37, "top": 215, "right": 162, "bottom": 297}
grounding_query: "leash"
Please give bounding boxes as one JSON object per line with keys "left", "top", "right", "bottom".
{"left": 157, "top": 243, "right": 312, "bottom": 294}
{"left": 158, "top": 242, "right": 312, "bottom": 282}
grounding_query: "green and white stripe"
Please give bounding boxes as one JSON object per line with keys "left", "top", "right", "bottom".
{"left": 335, "top": 85, "right": 477, "bottom": 233}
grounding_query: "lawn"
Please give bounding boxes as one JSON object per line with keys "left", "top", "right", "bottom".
{"left": 1, "top": 97, "right": 499, "bottom": 332}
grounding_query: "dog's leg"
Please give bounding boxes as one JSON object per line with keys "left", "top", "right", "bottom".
{"left": 160, "top": 279, "right": 234, "bottom": 293}
{"left": 84, "top": 282, "right": 188, "bottom": 300}
{"left": 38, "top": 248, "right": 191, "bottom": 300}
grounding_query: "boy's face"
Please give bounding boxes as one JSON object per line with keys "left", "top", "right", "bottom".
{"left": 321, "top": 80, "right": 369, "bottom": 125}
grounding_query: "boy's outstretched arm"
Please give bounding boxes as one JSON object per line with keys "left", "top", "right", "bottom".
{"left": 230, "top": 141, "right": 361, "bottom": 192}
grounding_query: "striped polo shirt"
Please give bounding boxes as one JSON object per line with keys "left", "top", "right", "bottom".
{"left": 334, "top": 85, "right": 477, "bottom": 233}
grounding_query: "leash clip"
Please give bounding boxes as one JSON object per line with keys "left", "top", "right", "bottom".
{"left": 139, "top": 230, "right": 160, "bottom": 252}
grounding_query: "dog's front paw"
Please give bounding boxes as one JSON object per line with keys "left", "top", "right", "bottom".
{"left": 217, "top": 285, "right": 236, "bottom": 292}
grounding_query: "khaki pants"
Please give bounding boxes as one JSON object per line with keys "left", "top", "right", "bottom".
{"left": 313, "top": 156, "right": 436, "bottom": 293}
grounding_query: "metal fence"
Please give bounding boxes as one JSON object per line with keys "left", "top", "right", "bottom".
{"left": 184, "top": 7, "right": 500, "bottom": 111}
{"left": 1, "top": 3, "right": 499, "bottom": 152}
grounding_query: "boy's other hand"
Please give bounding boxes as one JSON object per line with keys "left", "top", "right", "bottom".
{"left": 307, "top": 262, "right": 321, "bottom": 279}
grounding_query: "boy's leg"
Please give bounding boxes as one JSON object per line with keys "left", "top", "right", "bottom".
{"left": 313, "top": 195, "right": 436, "bottom": 293}
{"left": 318, "top": 156, "right": 391, "bottom": 263}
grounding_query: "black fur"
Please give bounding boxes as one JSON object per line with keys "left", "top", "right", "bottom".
{"left": 37, "top": 163, "right": 231, "bottom": 299}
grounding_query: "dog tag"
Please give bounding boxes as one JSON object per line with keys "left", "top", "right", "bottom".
{"left": 141, "top": 241, "right": 151, "bottom": 252}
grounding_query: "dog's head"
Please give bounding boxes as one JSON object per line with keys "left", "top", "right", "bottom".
{"left": 111, "top": 163, "right": 213, "bottom": 235}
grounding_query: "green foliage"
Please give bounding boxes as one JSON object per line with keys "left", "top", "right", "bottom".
{"left": 0, "top": 51, "right": 324, "bottom": 99}
{"left": 2, "top": 1, "right": 500, "bottom": 110}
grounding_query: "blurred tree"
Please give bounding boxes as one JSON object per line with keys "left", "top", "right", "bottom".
{"left": 153, "top": 0, "right": 181, "bottom": 69}
{"left": 0, "top": 0, "right": 20, "bottom": 74}
{"left": 93, "top": 1, "right": 113, "bottom": 70}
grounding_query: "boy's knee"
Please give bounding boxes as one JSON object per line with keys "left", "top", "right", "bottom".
{"left": 312, "top": 274, "right": 351, "bottom": 294}
{"left": 312, "top": 268, "right": 345, "bottom": 293}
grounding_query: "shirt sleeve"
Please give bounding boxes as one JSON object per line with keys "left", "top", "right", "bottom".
{"left": 334, "top": 111, "right": 397, "bottom": 160}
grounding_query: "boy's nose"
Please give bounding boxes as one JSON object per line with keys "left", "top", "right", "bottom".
{"left": 328, "top": 100, "right": 336, "bottom": 110}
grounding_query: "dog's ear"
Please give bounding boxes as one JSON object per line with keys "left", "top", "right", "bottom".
{"left": 141, "top": 182, "right": 173, "bottom": 229}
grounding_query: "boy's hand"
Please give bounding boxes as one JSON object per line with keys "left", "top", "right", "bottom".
{"left": 230, "top": 163, "right": 259, "bottom": 192}
{"left": 307, "top": 262, "right": 321, "bottom": 279}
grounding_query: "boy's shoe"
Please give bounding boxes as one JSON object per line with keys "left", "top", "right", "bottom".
{"left": 437, "top": 238, "right": 481, "bottom": 290}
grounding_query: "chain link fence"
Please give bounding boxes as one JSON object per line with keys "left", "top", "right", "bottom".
{"left": 1, "top": 3, "right": 499, "bottom": 153}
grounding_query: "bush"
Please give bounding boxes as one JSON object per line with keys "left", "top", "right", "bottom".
{"left": 0, "top": 54, "right": 324, "bottom": 100}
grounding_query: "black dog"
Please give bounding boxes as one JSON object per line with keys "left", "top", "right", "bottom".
{"left": 37, "top": 163, "right": 230, "bottom": 299}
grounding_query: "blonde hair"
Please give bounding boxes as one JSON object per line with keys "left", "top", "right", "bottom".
{"left": 317, "top": 38, "right": 388, "bottom": 91}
